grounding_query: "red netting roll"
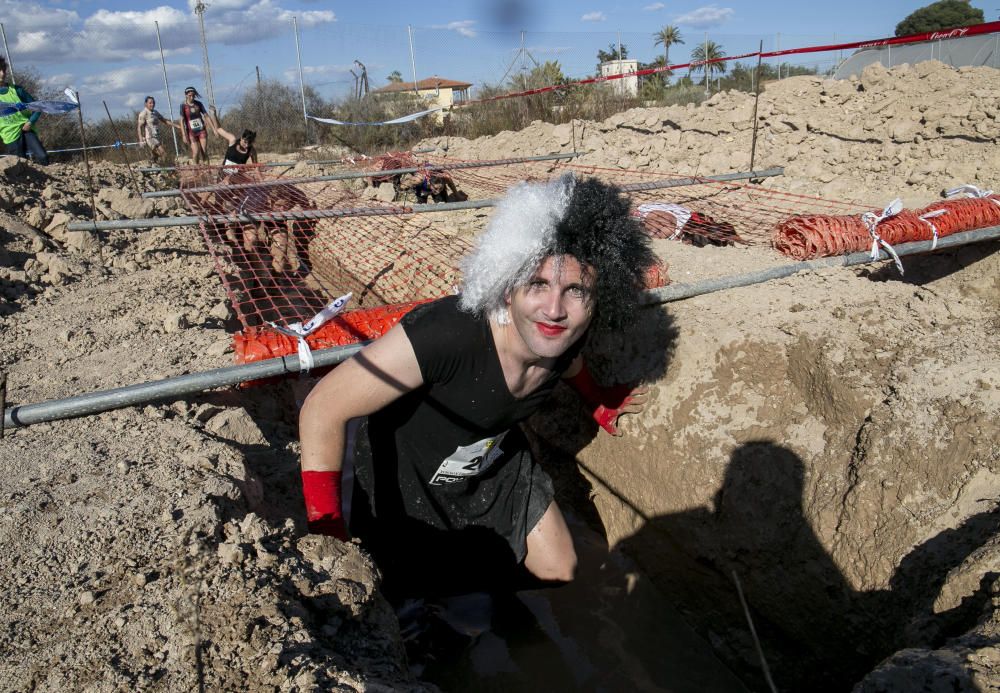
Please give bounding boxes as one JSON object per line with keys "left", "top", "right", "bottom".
{"left": 772, "top": 196, "right": 1000, "bottom": 260}
{"left": 234, "top": 299, "right": 433, "bottom": 364}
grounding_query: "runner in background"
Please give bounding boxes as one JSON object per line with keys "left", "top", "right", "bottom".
{"left": 136, "top": 96, "right": 180, "bottom": 165}
{"left": 179, "top": 86, "right": 215, "bottom": 164}
{"left": 0, "top": 57, "right": 49, "bottom": 165}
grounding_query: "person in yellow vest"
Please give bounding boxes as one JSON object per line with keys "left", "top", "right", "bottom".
{"left": 0, "top": 57, "right": 49, "bottom": 165}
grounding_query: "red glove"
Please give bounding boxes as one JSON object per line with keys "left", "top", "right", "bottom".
{"left": 301, "top": 470, "right": 348, "bottom": 540}
{"left": 566, "top": 363, "right": 646, "bottom": 436}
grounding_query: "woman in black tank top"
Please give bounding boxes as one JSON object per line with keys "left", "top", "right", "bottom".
{"left": 217, "top": 127, "right": 257, "bottom": 168}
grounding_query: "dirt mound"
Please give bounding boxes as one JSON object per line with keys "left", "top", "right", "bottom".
{"left": 1, "top": 60, "right": 998, "bottom": 690}
{"left": 425, "top": 60, "right": 1000, "bottom": 209}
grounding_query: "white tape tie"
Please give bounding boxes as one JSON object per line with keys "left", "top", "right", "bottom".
{"left": 861, "top": 198, "right": 905, "bottom": 274}
{"left": 945, "top": 184, "right": 1000, "bottom": 209}
{"left": 945, "top": 184, "right": 994, "bottom": 199}
{"left": 918, "top": 209, "right": 948, "bottom": 250}
{"left": 268, "top": 292, "right": 352, "bottom": 373}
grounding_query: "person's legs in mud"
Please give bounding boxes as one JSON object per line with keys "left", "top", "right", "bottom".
{"left": 21, "top": 131, "right": 49, "bottom": 165}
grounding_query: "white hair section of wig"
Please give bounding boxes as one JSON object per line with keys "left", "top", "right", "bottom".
{"left": 458, "top": 174, "right": 575, "bottom": 319}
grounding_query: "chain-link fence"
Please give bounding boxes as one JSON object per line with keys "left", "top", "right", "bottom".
{"left": 2, "top": 15, "right": 988, "bottom": 162}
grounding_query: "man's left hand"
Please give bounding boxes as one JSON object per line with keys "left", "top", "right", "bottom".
{"left": 593, "top": 384, "right": 648, "bottom": 436}
{"left": 21, "top": 122, "right": 31, "bottom": 132}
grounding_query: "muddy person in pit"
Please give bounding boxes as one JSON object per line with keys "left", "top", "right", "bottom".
{"left": 298, "top": 175, "right": 655, "bottom": 597}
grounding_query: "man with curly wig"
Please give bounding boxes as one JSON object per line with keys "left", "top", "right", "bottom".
{"left": 298, "top": 174, "right": 656, "bottom": 597}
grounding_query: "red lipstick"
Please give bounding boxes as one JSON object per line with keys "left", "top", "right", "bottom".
{"left": 536, "top": 322, "right": 567, "bottom": 337}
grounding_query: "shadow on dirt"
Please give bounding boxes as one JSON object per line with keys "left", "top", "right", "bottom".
{"left": 613, "top": 441, "right": 1000, "bottom": 692}
{"left": 861, "top": 238, "right": 1000, "bottom": 286}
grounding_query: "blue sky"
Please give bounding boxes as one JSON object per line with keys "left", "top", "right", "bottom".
{"left": 1, "top": 0, "right": 995, "bottom": 115}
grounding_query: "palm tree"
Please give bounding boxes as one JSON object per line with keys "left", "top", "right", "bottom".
{"left": 690, "top": 40, "right": 727, "bottom": 87}
{"left": 652, "top": 25, "right": 684, "bottom": 71}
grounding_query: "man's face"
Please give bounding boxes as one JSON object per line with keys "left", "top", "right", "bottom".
{"left": 507, "top": 255, "right": 595, "bottom": 359}
{"left": 145, "top": 98, "right": 155, "bottom": 110}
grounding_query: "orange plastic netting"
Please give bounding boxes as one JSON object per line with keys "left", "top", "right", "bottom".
{"left": 773, "top": 195, "right": 1000, "bottom": 260}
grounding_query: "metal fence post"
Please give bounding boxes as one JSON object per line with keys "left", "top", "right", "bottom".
{"left": 408, "top": 25, "right": 419, "bottom": 94}
{"left": 155, "top": 21, "right": 181, "bottom": 157}
{"left": 194, "top": 1, "right": 217, "bottom": 110}
{"left": 292, "top": 17, "right": 310, "bottom": 144}
{"left": 0, "top": 24, "right": 15, "bottom": 85}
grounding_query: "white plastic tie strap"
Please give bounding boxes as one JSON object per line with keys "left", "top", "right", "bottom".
{"left": 861, "top": 198, "right": 905, "bottom": 274}
{"left": 918, "top": 209, "right": 948, "bottom": 250}
{"left": 945, "top": 184, "right": 1000, "bottom": 209}
{"left": 269, "top": 292, "right": 352, "bottom": 373}
{"left": 634, "top": 202, "right": 693, "bottom": 240}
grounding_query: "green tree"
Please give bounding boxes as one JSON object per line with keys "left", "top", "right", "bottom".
{"left": 689, "top": 41, "right": 727, "bottom": 86}
{"left": 652, "top": 25, "right": 684, "bottom": 72}
{"left": 595, "top": 42, "right": 629, "bottom": 75}
{"left": 510, "top": 60, "right": 566, "bottom": 91}
{"left": 386, "top": 70, "right": 403, "bottom": 83}
{"left": 895, "top": 0, "right": 984, "bottom": 36}
{"left": 638, "top": 56, "right": 669, "bottom": 99}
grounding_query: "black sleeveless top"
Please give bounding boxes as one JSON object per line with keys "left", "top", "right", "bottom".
{"left": 355, "top": 296, "right": 582, "bottom": 531}
{"left": 224, "top": 142, "right": 252, "bottom": 165}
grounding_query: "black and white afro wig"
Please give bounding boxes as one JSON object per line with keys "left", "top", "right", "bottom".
{"left": 458, "top": 174, "right": 655, "bottom": 336}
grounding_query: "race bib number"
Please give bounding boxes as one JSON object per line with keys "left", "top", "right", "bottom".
{"left": 430, "top": 433, "right": 506, "bottom": 486}
{"left": 189, "top": 117, "right": 204, "bottom": 132}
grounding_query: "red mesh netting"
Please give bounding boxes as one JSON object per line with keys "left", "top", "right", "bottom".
{"left": 175, "top": 156, "right": 868, "bottom": 362}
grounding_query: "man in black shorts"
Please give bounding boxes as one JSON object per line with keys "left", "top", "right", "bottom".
{"left": 298, "top": 175, "right": 655, "bottom": 596}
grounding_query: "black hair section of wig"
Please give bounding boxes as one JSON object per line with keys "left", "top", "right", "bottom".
{"left": 552, "top": 177, "right": 655, "bottom": 336}
{"left": 241, "top": 129, "right": 257, "bottom": 143}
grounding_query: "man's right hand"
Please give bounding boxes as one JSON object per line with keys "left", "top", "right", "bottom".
{"left": 301, "top": 469, "right": 348, "bottom": 540}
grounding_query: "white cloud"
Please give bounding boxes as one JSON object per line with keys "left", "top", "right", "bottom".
{"left": 644, "top": 2, "right": 665, "bottom": 10}
{"left": 673, "top": 5, "right": 734, "bottom": 28}
{"left": 78, "top": 7, "right": 194, "bottom": 61}
{"left": 0, "top": 0, "right": 78, "bottom": 33}
{"left": 2, "top": 1, "right": 334, "bottom": 64}
{"left": 581, "top": 11, "right": 607, "bottom": 22}
{"left": 201, "top": 1, "right": 336, "bottom": 46}
{"left": 432, "top": 20, "right": 477, "bottom": 38}
{"left": 79, "top": 63, "right": 202, "bottom": 109}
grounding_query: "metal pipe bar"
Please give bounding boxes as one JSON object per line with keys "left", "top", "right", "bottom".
{"left": 141, "top": 151, "right": 585, "bottom": 198}
{"left": 7, "top": 224, "right": 998, "bottom": 429}
{"left": 4, "top": 343, "right": 366, "bottom": 428}
{"left": 137, "top": 147, "right": 439, "bottom": 174}
{"left": 71, "top": 166, "right": 783, "bottom": 232}
{"left": 140, "top": 160, "right": 298, "bottom": 173}
{"left": 643, "top": 224, "right": 1000, "bottom": 304}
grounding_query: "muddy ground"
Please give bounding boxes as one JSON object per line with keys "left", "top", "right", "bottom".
{"left": 1, "top": 60, "right": 999, "bottom": 691}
